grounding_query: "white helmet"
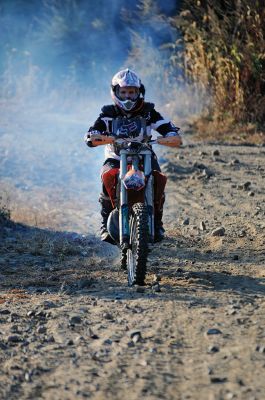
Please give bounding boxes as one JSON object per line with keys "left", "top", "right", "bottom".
{"left": 111, "top": 68, "right": 145, "bottom": 112}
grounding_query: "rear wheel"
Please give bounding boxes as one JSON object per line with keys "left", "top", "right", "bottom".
{"left": 127, "top": 203, "right": 149, "bottom": 286}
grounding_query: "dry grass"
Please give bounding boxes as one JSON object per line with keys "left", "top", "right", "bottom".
{"left": 129, "top": 0, "right": 265, "bottom": 141}
{"left": 171, "top": 0, "right": 265, "bottom": 139}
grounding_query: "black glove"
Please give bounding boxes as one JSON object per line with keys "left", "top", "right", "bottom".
{"left": 84, "top": 131, "right": 110, "bottom": 147}
{"left": 84, "top": 134, "right": 93, "bottom": 148}
{"left": 86, "top": 140, "right": 94, "bottom": 148}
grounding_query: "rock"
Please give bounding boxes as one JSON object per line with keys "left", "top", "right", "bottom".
{"left": 256, "top": 345, "right": 265, "bottom": 353}
{"left": 206, "top": 328, "right": 222, "bottom": 336}
{"left": 69, "top": 315, "right": 82, "bottom": 325}
{"left": 182, "top": 218, "right": 190, "bottom": 226}
{"left": 212, "top": 149, "right": 220, "bottom": 156}
{"left": 128, "top": 330, "right": 142, "bottom": 341}
{"left": 200, "top": 221, "right": 207, "bottom": 231}
{"left": 0, "top": 309, "right": 10, "bottom": 315}
{"left": 0, "top": 341, "right": 8, "bottom": 350}
{"left": 37, "top": 326, "right": 46, "bottom": 334}
{"left": 248, "top": 191, "right": 255, "bottom": 197}
{"left": 193, "top": 161, "right": 207, "bottom": 170}
{"left": 132, "top": 333, "right": 142, "bottom": 344}
{"left": 7, "top": 335, "right": 22, "bottom": 343}
{"left": 103, "top": 339, "right": 112, "bottom": 346}
{"left": 200, "top": 169, "right": 214, "bottom": 179}
{"left": 149, "top": 347, "right": 157, "bottom": 353}
{"left": 43, "top": 301, "right": 57, "bottom": 309}
{"left": 211, "top": 227, "right": 225, "bottom": 237}
{"left": 232, "top": 254, "right": 239, "bottom": 260}
{"left": 231, "top": 159, "right": 240, "bottom": 165}
{"left": 10, "top": 325, "right": 20, "bottom": 333}
{"left": 102, "top": 312, "right": 114, "bottom": 320}
{"left": 46, "top": 335, "right": 55, "bottom": 343}
{"left": 243, "top": 181, "right": 251, "bottom": 190}
{"left": 236, "top": 378, "right": 245, "bottom": 386}
{"left": 66, "top": 339, "right": 74, "bottom": 346}
{"left": 10, "top": 312, "right": 20, "bottom": 320}
{"left": 129, "top": 330, "right": 142, "bottom": 342}
{"left": 24, "top": 372, "right": 32, "bottom": 382}
{"left": 208, "top": 345, "right": 220, "bottom": 353}
{"left": 210, "top": 377, "right": 227, "bottom": 384}
{"left": 35, "top": 311, "right": 46, "bottom": 318}
{"left": 88, "top": 328, "right": 99, "bottom": 339}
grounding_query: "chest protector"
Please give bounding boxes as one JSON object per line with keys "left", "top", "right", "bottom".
{"left": 112, "top": 116, "right": 149, "bottom": 142}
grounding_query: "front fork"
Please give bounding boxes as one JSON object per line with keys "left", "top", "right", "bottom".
{"left": 144, "top": 154, "right": 155, "bottom": 243}
{"left": 119, "top": 151, "right": 154, "bottom": 248}
{"left": 119, "top": 151, "right": 129, "bottom": 248}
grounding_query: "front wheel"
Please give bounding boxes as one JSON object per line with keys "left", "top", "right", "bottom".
{"left": 127, "top": 203, "right": 149, "bottom": 286}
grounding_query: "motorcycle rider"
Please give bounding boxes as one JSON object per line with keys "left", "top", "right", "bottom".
{"left": 85, "top": 68, "right": 182, "bottom": 244}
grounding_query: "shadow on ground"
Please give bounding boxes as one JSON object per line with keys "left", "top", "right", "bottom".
{"left": 0, "top": 217, "right": 118, "bottom": 296}
{"left": 152, "top": 235, "right": 265, "bottom": 297}
{"left": 1, "top": 216, "right": 264, "bottom": 306}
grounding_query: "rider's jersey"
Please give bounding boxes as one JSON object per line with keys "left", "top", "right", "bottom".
{"left": 88, "top": 102, "right": 179, "bottom": 160}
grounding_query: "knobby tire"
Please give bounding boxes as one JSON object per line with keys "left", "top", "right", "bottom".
{"left": 127, "top": 203, "right": 149, "bottom": 286}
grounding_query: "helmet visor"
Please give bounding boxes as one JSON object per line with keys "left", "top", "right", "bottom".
{"left": 116, "top": 86, "right": 139, "bottom": 101}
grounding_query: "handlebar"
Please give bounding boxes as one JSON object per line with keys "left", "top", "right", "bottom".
{"left": 88, "top": 134, "right": 182, "bottom": 148}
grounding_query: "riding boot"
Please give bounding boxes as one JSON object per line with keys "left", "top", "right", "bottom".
{"left": 99, "top": 195, "right": 116, "bottom": 245}
{"left": 154, "top": 193, "right": 165, "bottom": 242}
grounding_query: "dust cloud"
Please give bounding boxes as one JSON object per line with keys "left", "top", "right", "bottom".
{"left": 0, "top": 0, "right": 186, "bottom": 234}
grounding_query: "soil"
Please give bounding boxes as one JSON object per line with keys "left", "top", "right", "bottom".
{"left": 0, "top": 141, "right": 265, "bottom": 400}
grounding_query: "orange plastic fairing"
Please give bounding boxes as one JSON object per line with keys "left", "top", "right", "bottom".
{"left": 101, "top": 167, "right": 167, "bottom": 210}
{"left": 91, "top": 134, "right": 114, "bottom": 146}
{"left": 157, "top": 136, "right": 182, "bottom": 147}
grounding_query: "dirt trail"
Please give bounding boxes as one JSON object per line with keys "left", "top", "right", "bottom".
{"left": 0, "top": 142, "right": 265, "bottom": 400}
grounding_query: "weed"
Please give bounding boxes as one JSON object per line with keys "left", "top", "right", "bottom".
{"left": 172, "top": 0, "right": 265, "bottom": 138}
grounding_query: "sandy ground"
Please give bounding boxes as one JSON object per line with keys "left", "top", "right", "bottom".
{"left": 0, "top": 141, "right": 265, "bottom": 400}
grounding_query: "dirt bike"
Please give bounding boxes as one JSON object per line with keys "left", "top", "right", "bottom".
{"left": 89, "top": 130, "right": 181, "bottom": 286}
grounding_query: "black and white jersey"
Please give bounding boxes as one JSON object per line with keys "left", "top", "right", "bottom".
{"left": 88, "top": 102, "right": 180, "bottom": 160}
